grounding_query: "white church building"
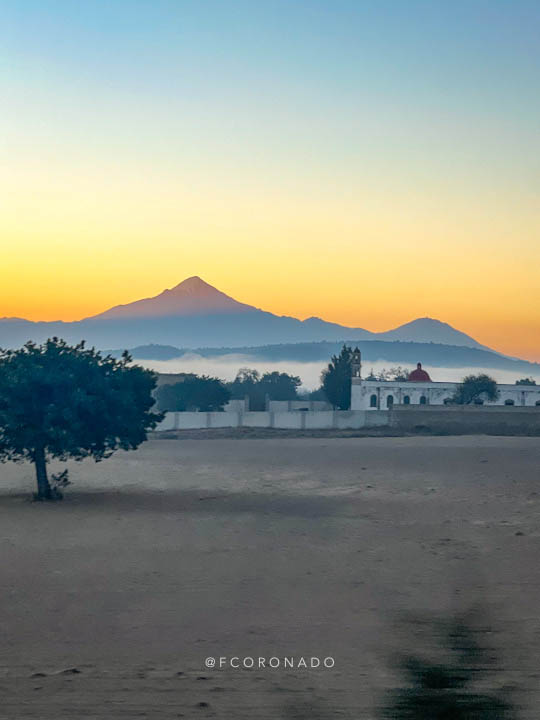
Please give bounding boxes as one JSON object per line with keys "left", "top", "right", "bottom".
{"left": 349, "top": 350, "right": 540, "bottom": 411}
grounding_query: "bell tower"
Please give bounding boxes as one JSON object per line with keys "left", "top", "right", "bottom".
{"left": 351, "top": 347, "right": 361, "bottom": 378}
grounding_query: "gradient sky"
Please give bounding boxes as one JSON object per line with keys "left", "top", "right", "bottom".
{"left": 2, "top": 1, "right": 539, "bottom": 359}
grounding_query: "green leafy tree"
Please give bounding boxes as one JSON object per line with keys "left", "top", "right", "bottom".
{"left": 192, "top": 375, "right": 230, "bottom": 411}
{"left": 515, "top": 377, "right": 536, "bottom": 385}
{"left": 451, "top": 374, "right": 500, "bottom": 405}
{"left": 259, "top": 371, "right": 301, "bottom": 401}
{"left": 391, "top": 366, "right": 411, "bottom": 382}
{"left": 309, "top": 386, "right": 327, "bottom": 401}
{"left": 373, "top": 366, "right": 412, "bottom": 382}
{"left": 155, "top": 376, "right": 194, "bottom": 411}
{"left": 155, "top": 375, "right": 230, "bottom": 412}
{"left": 0, "top": 338, "right": 162, "bottom": 500}
{"left": 229, "top": 368, "right": 301, "bottom": 410}
{"left": 228, "top": 368, "right": 263, "bottom": 408}
{"left": 233, "top": 368, "right": 260, "bottom": 386}
{"left": 322, "top": 345, "right": 353, "bottom": 410}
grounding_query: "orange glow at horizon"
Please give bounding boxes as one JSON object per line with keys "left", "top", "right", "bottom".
{"left": 2, "top": 159, "right": 539, "bottom": 361}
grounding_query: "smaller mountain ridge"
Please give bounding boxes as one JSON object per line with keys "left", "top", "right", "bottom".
{"left": 90, "top": 276, "right": 257, "bottom": 319}
{"left": 106, "top": 340, "right": 540, "bottom": 376}
{"left": 376, "top": 317, "right": 487, "bottom": 350}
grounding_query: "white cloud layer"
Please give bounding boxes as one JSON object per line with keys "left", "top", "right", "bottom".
{"left": 137, "top": 353, "right": 540, "bottom": 391}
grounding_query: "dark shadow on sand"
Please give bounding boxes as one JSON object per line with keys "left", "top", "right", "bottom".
{"left": 0, "top": 488, "right": 366, "bottom": 519}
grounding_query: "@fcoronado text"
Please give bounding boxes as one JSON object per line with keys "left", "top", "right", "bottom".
{"left": 205, "top": 656, "right": 335, "bottom": 669}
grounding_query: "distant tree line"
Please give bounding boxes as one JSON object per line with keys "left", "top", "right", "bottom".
{"left": 155, "top": 374, "right": 230, "bottom": 412}
{"left": 365, "top": 366, "right": 412, "bottom": 382}
{"left": 154, "top": 368, "right": 302, "bottom": 412}
{"left": 228, "top": 368, "right": 301, "bottom": 411}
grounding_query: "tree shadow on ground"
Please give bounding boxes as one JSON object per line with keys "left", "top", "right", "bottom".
{"left": 283, "top": 609, "right": 518, "bottom": 720}
{"left": 377, "top": 608, "right": 517, "bottom": 719}
{"left": 0, "top": 487, "right": 364, "bottom": 520}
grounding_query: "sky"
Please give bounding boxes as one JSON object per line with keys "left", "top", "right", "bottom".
{"left": 2, "top": 1, "right": 539, "bottom": 360}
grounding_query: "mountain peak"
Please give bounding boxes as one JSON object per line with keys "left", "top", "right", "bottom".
{"left": 90, "top": 276, "right": 257, "bottom": 320}
{"left": 166, "top": 276, "right": 219, "bottom": 296}
{"left": 378, "top": 317, "right": 487, "bottom": 350}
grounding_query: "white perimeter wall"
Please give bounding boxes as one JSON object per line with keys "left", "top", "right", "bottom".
{"left": 268, "top": 400, "right": 333, "bottom": 412}
{"left": 155, "top": 410, "right": 388, "bottom": 431}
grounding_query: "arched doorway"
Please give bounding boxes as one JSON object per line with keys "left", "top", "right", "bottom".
{"left": 386, "top": 395, "right": 394, "bottom": 409}
{"left": 370, "top": 394, "right": 377, "bottom": 408}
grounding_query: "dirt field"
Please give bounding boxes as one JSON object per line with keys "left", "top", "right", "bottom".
{"left": 1, "top": 435, "right": 540, "bottom": 718}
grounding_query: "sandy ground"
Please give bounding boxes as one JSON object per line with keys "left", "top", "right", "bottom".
{"left": 1, "top": 435, "right": 540, "bottom": 718}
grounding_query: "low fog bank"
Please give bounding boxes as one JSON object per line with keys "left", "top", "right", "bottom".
{"left": 138, "top": 354, "right": 540, "bottom": 391}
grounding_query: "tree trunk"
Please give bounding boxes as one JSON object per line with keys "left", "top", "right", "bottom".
{"left": 33, "top": 446, "right": 52, "bottom": 500}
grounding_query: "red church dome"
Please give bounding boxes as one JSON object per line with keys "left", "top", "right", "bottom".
{"left": 408, "top": 363, "right": 432, "bottom": 382}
